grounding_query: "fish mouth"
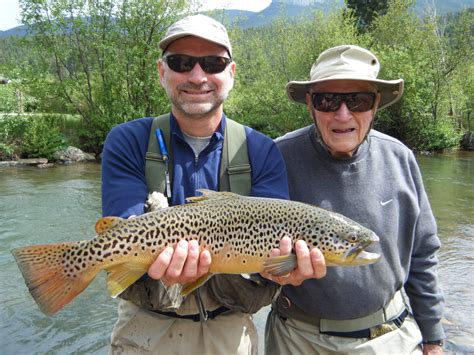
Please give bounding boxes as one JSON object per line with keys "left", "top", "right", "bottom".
{"left": 343, "top": 232, "right": 380, "bottom": 265}
{"left": 353, "top": 250, "right": 380, "bottom": 265}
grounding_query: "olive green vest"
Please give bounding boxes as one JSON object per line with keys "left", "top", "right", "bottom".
{"left": 145, "top": 114, "right": 251, "bottom": 198}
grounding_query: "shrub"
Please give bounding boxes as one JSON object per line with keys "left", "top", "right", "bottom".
{"left": 21, "top": 115, "right": 66, "bottom": 159}
{"left": 0, "top": 142, "right": 16, "bottom": 160}
{"left": 0, "top": 114, "right": 66, "bottom": 160}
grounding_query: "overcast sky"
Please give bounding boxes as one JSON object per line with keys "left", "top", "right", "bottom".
{"left": 0, "top": 0, "right": 272, "bottom": 31}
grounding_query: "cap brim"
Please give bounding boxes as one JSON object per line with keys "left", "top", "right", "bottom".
{"left": 159, "top": 33, "right": 231, "bottom": 56}
{"left": 286, "top": 77, "right": 404, "bottom": 110}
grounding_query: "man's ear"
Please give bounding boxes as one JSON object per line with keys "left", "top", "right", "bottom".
{"left": 305, "top": 92, "right": 313, "bottom": 111}
{"left": 157, "top": 59, "right": 165, "bottom": 83}
{"left": 229, "top": 61, "right": 236, "bottom": 80}
{"left": 306, "top": 92, "right": 319, "bottom": 124}
{"left": 373, "top": 92, "right": 382, "bottom": 114}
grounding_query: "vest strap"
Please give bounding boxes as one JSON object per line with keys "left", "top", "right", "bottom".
{"left": 219, "top": 118, "right": 251, "bottom": 195}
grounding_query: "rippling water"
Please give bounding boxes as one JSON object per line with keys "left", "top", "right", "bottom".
{"left": 0, "top": 153, "right": 472, "bottom": 354}
{"left": 0, "top": 164, "right": 117, "bottom": 354}
{"left": 416, "top": 152, "right": 474, "bottom": 353}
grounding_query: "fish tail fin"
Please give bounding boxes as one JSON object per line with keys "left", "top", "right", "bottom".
{"left": 11, "top": 242, "right": 99, "bottom": 315}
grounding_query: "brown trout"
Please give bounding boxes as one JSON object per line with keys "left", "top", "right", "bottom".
{"left": 12, "top": 190, "right": 380, "bottom": 315}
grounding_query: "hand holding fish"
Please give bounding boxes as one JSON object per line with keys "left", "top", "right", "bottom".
{"left": 148, "top": 240, "right": 211, "bottom": 286}
{"left": 261, "top": 237, "right": 327, "bottom": 286}
{"left": 423, "top": 344, "right": 443, "bottom": 355}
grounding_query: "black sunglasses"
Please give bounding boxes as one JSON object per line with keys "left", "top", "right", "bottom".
{"left": 163, "top": 54, "right": 232, "bottom": 74}
{"left": 311, "top": 92, "right": 377, "bottom": 112}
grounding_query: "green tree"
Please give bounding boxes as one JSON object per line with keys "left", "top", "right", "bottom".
{"left": 227, "top": 7, "right": 366, "bottom": 137}
{"left": 345, "top": 0, "right": 389, "bottom": 30}
{"left": 370, "top": 0, "right": 467, "bottom": 150}
{"left": 1, "top": 0, "right": 470, "bottom": 154}
{"left": 18, "top": 0, "right": 190, "bottom": 153}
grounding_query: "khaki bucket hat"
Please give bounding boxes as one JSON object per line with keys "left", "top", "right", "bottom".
{"left": 286, "top": 45, "right": 404, "bottom": 110}
{"left": 159, "top": 14, "right": 232, "bottom": 57}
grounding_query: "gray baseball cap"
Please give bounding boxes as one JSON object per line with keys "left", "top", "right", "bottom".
{"left": 159, "top": 14, "right": 232, "bottom": 57}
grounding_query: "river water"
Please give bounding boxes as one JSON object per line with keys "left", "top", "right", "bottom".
{"left": 0, "top": 153, "right": 472, "bottom": 354}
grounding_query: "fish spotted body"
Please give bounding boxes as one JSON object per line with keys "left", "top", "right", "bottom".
{"left": 12, "top": 190, "right": 380, "bottom": 315}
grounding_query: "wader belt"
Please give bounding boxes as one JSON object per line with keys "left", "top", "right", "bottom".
{"left": 274, "top": 290, "right": 408, "bottom": 339}
{"left": 151, "top": 305, "right": 231, "bottom": 322}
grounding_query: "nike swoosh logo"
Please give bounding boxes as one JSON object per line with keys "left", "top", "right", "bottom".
{"left": 380, "top": 199, "right": 393, "bottom": 206}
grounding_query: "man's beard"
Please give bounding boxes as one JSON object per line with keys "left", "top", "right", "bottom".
{"left": 168, "top": 82, "right": 232, "bottom": 119}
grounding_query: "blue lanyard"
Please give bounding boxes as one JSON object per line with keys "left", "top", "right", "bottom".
{"left": 155, "top": 128, "right": 171, "bottom": 199}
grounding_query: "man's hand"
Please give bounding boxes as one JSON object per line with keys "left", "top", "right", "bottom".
{"left": 423, "top": 344, "right": 443, "bottom": 355}
{"left": 261, "top": 236, "right": 326, "bottom": 286}
{"left": 148, "top": 240, "right": 211, "bottom": 286}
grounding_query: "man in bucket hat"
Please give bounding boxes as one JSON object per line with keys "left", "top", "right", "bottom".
{"left": 266, "top": 45, "right": 445, "bottom": 354}
{"left": 102, "top": 14, "right": 325, "bottom": 354}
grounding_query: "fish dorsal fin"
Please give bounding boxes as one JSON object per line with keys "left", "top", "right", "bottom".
{"left": 186, "top": 189, "right": 238, "bottom": 204}
{"left": 95, "top": 216, "right": 123, "bottom": 234}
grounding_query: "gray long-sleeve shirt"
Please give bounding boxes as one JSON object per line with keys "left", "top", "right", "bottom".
{"left": 276, "top": 125, "right": 445, "bottom": 341}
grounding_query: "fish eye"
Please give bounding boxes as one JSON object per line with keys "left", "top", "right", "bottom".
{"left": 347, "top": 233, "right": 358, "bottom": 243}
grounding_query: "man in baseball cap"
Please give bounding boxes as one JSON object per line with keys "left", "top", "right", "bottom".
{"left": 103, "top": 14, "right": 309, "bottom": 355}
{"left": 159, "top": 14, "right": 232, "bottom": 57}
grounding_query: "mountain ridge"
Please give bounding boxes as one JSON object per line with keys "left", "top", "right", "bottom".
{"left": 1, "top": 0, "right": 472, "bottom": 37}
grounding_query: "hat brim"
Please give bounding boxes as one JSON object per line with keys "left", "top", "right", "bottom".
{"left": 159, "top": 33, "right": 232, "bottom": 56}
{"left": 286, "top": 77, "right": 404, "bottom": 110}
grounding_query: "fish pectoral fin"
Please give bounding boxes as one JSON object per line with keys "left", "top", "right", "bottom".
{"left": 186, "top": 189, "right": 237, "bottom": 204}
{"left": 95, "top": 216, "right": 124, "bottom": 234}
{"left": 263, "top": 254, "right": 297, "bottom": 276}
{"left": 105, "top": 262, "right": 148, "bottom": 298}
{"left": 181, "top": 273, "right": 214, "bottom": 296}
{"left": 163, "top": 284, "right": 184, "bottom": 309}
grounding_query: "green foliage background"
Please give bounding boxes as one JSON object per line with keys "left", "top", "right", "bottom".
{"left": 0, "top": 0, "right": 472, "bottom": 159}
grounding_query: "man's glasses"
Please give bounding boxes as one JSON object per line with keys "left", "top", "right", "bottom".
{"left": 163, "top": 54, "right": 232, "bottom": 74}
{"left": 311, "top": 92, "right": 376, "bottom": 112}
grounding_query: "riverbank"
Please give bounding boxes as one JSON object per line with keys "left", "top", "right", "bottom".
{"left": 0, "top": 146, "right": 97, "bottom": 168}
{"left": 0, "top": 158, "right": 52, "bottom": 168}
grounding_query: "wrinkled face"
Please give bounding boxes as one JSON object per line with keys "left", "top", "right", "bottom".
{"left": 309, "top": 211, "right": 380, "bottom": 266}
{"left": 306, "top": 80, "right": 380, "bottom": 159}
{"left": 157, "top": 36, "right": 235, "bottom": 119}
